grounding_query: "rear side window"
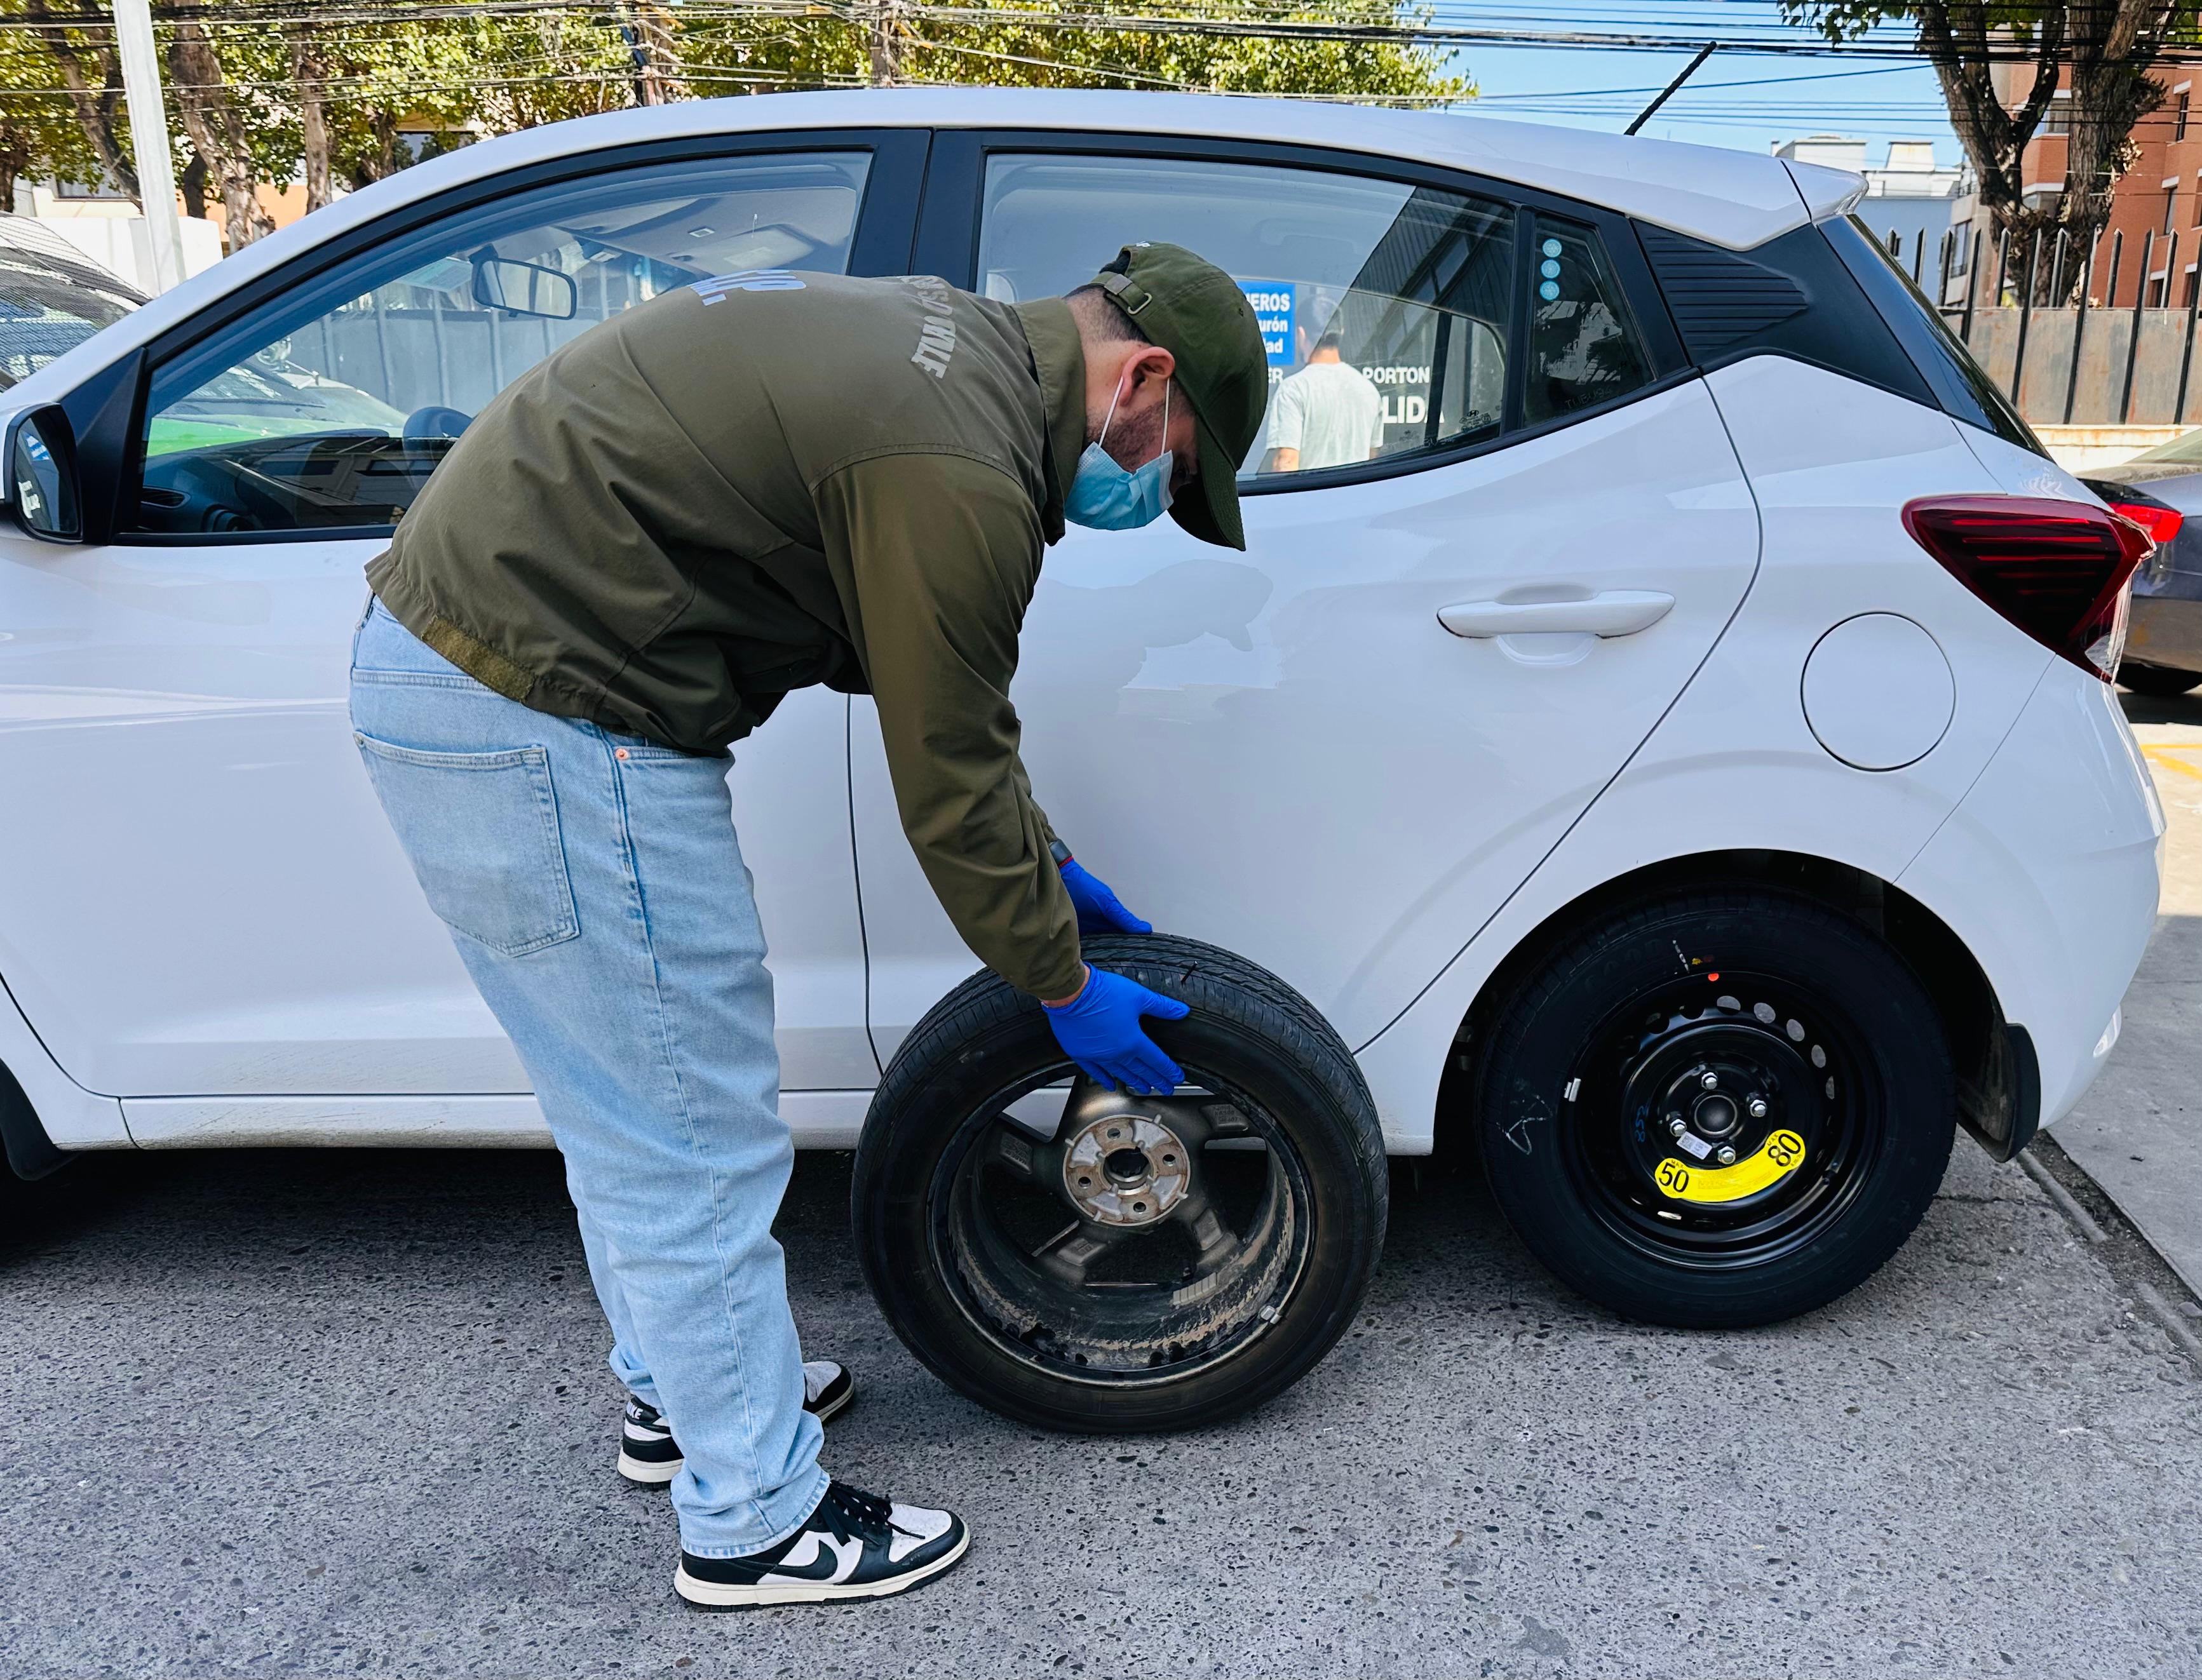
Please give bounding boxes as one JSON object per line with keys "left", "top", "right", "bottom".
{"left": 1823, "top": 213, "right": 2046, "bottom": 458}
{"left": 975, "top": 152, "right": 1660, "bottom": 485}
{"left": 978, "top": 154, "right": 1512, "bottom": 478}
{"left": 1526, "top": 216, "right": 1653, "bottom": 424}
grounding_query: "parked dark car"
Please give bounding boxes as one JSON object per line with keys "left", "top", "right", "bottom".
{"left": 2090, "top": 448, "right": 2202, "bottom": 695}
{"left": 0, "top": 213, "right": 144, "bottom": 391}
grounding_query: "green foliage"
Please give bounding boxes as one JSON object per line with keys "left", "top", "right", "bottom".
{"left": 677, "top": 0, "right": 1468, "bottom": 102}
{"left": 0, "top": 0, "right": 1464, "bottom": 228}
{"left": 1781, "top": 0, "right": 2051, "bottom": 41}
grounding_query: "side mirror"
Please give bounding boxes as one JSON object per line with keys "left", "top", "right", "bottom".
{"left": 6, "top": 405, "right": 81, "bottom": 542}
{"left": 471, "top": 253, "right": 578, "bottom": 321}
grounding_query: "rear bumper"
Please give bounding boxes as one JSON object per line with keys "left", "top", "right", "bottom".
{"left": 1897, "top": 662, "right": 2163, "bottom": 1131}
{"left": 2127, "top": 593, "right": 2202, "bottom": 674}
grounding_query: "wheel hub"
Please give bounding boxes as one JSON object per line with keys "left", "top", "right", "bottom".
{"left": 1692, "top": 1090, "right": 1740, "bottom": 1138}
{"left": 1649, "top": 1052, "right": 1784, "bottom": 1167}
{"left": 1564, "top": 977, "right": 1873, "bottom": 1265}
{"left": 1061, "top": 1110, "right": 1191, "bottom": 1227}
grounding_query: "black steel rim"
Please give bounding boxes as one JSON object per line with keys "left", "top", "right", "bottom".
{"left": 1560, "top": 968, "right": 1884, "bottom": 1270}
{"left": 926, "top": 1063, "right": 1314, "bottom": 1388}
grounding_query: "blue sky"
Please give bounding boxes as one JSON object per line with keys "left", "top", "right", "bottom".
{"left": 1435, "top": 3, "right": 1961, "bottom": 168}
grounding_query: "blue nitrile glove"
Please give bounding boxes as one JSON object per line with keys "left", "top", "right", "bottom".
{"left": 1043, "top": 965, "right": 1191, "bottom": 1094}
{"left": 1058, "top": 855, "right": 1152, "bottom": 936}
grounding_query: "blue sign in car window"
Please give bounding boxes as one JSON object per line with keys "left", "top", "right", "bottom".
{"left": 1241, "top": 282, "right": 1295, "bottom": 366}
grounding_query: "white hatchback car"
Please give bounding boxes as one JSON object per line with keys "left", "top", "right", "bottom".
{"left": 0, "top": 89, "right": 2161, "bottom": 1343}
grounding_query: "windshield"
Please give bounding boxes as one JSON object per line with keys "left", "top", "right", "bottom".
{"left": 0, "top": 236, "right": 142, "bottom": 390}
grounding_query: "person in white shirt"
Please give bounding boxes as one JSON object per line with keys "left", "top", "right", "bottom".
{"left": 1260, "top": 330, "right": 1386, "bottom": 473}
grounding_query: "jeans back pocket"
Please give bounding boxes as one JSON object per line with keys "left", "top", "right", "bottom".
{"left": 354, "top": 733, "right": 581, "bottom": 957}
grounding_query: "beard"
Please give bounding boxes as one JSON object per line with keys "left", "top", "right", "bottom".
{"left": 1097, "top": 393, "right": 1172, "bottom": 473}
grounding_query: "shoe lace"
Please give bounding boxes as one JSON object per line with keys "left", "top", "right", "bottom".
{"left": 816, "top": 1481, "right": 896, "bottom": 1545}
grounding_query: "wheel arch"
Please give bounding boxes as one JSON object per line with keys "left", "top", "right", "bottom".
{"left": 0, "top": 1056, "right": 69, "bottom": 1181}
{"left": 1435, "top": 848, "right": 2034, "bottom": 1166}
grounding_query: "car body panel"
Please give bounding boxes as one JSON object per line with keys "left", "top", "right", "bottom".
{"left": 2090, "top": 457, "right": 2202, "bottom": 673}
{"left": 0, "top": 497, "right": 872, "bottom": 1108}
{"left": 1898, "top": 661, "right": 2163, "bottom": 1127}
{"left": 0, "top": 93, "right": 2159, "bottom": 1178}
{"left": 0, "top": 965, "right": 125, "bottom": 1150}
{"left": 0, "top": 95, "right": 1825, "bottom": 434}
{"left": 2128, "top": 595, "right": 2202, "bottom": 673}
{"left": 1354, "top": 358, "right": 2106, "bottom": 1149}
{"left": 118, "top": 1087, "right": 875, "bottom": 1150}
{"left": 853, "top": 377, "right": 1762, "bottom": 1075}
{"left": 1781, "top": 159, "right": 1867, "bottom": 224}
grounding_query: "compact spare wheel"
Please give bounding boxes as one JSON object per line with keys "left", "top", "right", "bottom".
{"left": 852, "top": 935, "right": 1388, "bottom": 1434}
{"left": 1474, "top": 888, "right": 1956, "bottom": 1329}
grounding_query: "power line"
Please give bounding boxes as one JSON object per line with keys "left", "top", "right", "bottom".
{"left": 0, "top": 0, "right": 2011, "bottom": 59}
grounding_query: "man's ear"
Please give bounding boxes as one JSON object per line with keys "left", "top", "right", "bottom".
{"left": 1128, "top": 344, "right": 1177, "bottom": 394}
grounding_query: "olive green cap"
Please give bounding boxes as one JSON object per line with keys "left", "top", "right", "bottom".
{"left": 1090, "top": 242, "right": 1267, "bottom": 550}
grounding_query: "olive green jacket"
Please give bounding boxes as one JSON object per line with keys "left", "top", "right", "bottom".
{"left": 365, "top": 272, "right": 1092, "bottom": 1000}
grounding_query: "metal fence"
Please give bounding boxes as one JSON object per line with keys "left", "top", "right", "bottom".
{"left": 1917, "top": 223, "right": 2202, "bottom": 427}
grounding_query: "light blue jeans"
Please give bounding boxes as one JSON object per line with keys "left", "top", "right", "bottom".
{"left": 348, "top": 596, "right": 828, "bottom": 1557}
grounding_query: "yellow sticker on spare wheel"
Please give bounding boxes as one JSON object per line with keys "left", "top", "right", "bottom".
{"left": 1654, "top": 1130, "right": 1807, "bottom": 1204}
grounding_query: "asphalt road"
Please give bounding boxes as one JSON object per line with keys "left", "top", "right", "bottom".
{"left": 2, "top": 1127, "right": 2198, "bottom": 1678}
{"left": 7, "top": 690, "right": 2202, "bottom": 1680}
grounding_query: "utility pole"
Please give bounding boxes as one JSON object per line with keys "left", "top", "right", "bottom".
{"left": 868, "top": 0, "right": 902, "bottom": 86}
{"left": 616, "top": 3, "right": 684, "bottom": 107}
{"left": 615, "top": 5, "right": 658, "bottom": 105}
{"left": 111, "top": 0, "right": 186, "bottom": 291}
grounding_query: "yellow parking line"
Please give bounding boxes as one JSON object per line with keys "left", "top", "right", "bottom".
{"left": 2142, "top": 745, "right": 2202, "bottom": 783}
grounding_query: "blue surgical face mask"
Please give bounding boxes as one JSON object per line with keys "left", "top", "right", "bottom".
{"left": 1065, "top": 376, "right": 1175, "bottom": 532}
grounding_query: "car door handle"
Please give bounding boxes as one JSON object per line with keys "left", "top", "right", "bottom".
{"left": 1436, "top": 591, "right": 1675, "bottom": 639}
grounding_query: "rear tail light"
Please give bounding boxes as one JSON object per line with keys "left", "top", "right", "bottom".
{"left": 2104, "top": 499, "right": 2182, "bottom": 588}
{"left": 2106, "top": 499, "right": 2184, "bottom": 547}
{"left": 1901, "top": 495, "right": 2153, "bottom": 682}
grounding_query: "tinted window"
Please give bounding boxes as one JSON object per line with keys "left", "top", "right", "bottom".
{"left": 135, "top": 151, "right": 872, "bottom": 534}
{"left": 1526, "top": 215, "right": 1652, "bottom": 423}
{"left": 1825, "top": 212, "right": 2046, "bottom": 457}
{"left": 978, "top": 154, "right": 1518, "bottom": 479}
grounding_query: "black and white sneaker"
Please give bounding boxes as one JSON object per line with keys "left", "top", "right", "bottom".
{"left": 618, "top": 1361, "right": 855, "bottom": 1486}
{"left": 674, "top": 1481, "right": 968, "bottom": 1609}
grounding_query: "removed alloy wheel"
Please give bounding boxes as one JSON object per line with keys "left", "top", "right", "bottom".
{"left": 852, "top": 934, "right": 1387, "bottom": 1434}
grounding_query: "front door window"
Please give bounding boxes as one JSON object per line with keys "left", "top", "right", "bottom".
{"left": 135, "top": 152, "right": 872, "bottom": 534}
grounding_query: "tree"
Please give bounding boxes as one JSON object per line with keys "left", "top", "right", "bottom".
{"left": 0, "top": 11, "right": 110, "bottom": 206}
{"left": 1790, "top": 1, "right": 2200, "bottom": 296}
{"left": 166, "top": 15, "right": 278, "bottom": 245}
{"left": 0, "top": 0, "right": 1462, "bottom": 254}
{"left": 676, "top": 0, "right": 1468, "bottom": 104}
{"left": 18, "top": 0, "right": 137, "bottom": 196}
{"left": 286, "top": 22, "right": 331, "bottom": 211}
